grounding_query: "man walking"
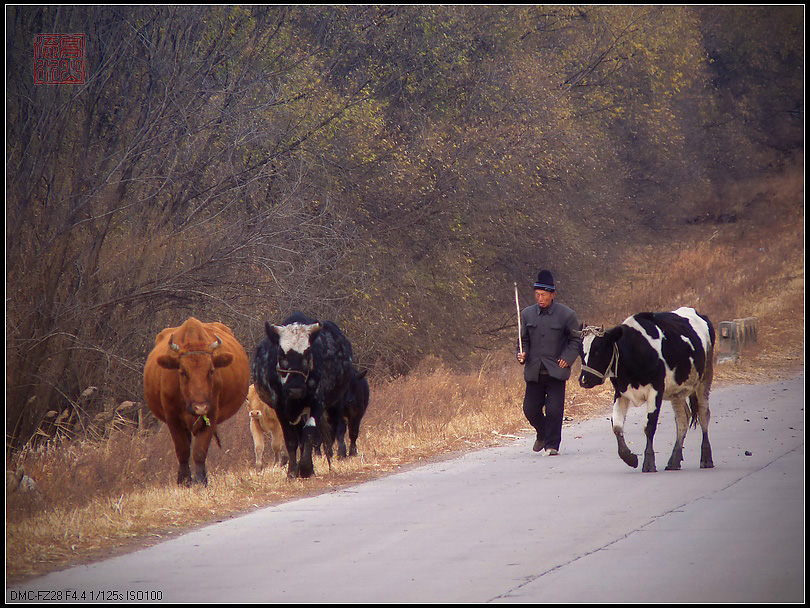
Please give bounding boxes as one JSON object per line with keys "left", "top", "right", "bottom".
{"left": 516, "top": 270, "right": 580, "bottom": 455}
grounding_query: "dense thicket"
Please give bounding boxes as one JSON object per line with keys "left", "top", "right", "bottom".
{"left": 6, "top": 5, "right": 803, "bottom": 448}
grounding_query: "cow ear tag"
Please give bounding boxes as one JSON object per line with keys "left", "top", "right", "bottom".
{"left": 203, "top": 415, "right": 211, "bottom": 426}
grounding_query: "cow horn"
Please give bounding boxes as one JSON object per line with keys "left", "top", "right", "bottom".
{"left": 210, "top": 335, "right": 223, "bottom": 350}
{"left": 169, "top": 335, "right": 180, "bottom": 351}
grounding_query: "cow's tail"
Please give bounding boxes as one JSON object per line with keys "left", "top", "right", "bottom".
{"left": 690, "top": 335, "right": 715, "bottom": 429}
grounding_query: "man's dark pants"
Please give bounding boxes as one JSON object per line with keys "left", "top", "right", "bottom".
{"left": 523, "top": 374, "right": 566, "bottom": 450}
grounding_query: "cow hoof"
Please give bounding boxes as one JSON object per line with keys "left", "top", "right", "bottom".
{"left": 701, "top": 445, "right": 714, "bottom": 469}
{"left": 286, "top": 467, "right": 312, "bottom": 479}
{"left": 642, "top": 462, "right": 657, "bottom": 473}
{"left": 620, "top": 451, "right": 638, "bottom": 468}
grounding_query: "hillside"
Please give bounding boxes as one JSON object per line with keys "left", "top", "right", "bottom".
{"left": 6, "top": 6, "right": 804, "bottom": 449}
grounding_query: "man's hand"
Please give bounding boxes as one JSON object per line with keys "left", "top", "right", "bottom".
{"left": 558, "top": 358, "right": 569, "bottom": 369}
{"left": 517, "top": 352, "right": 526, "bottom": 364}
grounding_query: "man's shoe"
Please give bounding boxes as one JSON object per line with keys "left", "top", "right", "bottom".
{"left": 546, "top": 448, "right": 559, "bottom": 456}
{"left": 532, "top": 439, "right": 545, "bottom": 452}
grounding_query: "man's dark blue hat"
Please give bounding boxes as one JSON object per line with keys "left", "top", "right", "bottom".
{"left": 533, "top": 269, "right": 555, "bottom": 292}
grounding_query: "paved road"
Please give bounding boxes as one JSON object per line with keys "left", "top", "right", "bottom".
{"left": 8, "top": 375, "right": 804, "bottom": 603}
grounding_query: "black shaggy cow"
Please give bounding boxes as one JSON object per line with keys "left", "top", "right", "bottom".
{"left": 339, "top": 367, "right": 370, "bottom": 457}
{"left": 579, "top": 307, "right": 715, "bottom": 473}
{"left": 313, "top": 367, "right": 369, "bottom": 459}
{"left": 252, "top": 312, "right": 353, "bottom": 478}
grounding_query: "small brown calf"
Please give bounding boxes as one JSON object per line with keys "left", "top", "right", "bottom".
{"left": 246, "top": 384, "right": 287, "bottom": 468}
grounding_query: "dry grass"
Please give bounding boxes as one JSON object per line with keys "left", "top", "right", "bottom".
{"left": 5, "top": 165, "right": 804, "bottom": 584}
{"left": 584, "top": 160, "right": 804, "bottom": 386}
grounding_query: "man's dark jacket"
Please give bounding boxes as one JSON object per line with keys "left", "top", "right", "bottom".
{"left": 518, "top": 300, "right": 580, "bottom": 382}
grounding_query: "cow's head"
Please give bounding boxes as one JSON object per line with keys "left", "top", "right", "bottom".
{"left": 579, "top": 325, "right": 622, "bottom": 388}
{"left": 265, "top": 321, "right": 322, "bottom": 403}
{"left": 157, "top": 335, "right": 233, "bottom": 418}
{"left": 346, "top": 368, "right": 369, "bottom": 408}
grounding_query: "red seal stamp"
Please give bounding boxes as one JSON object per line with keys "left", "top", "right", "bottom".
{"left": 34, "top": 34, "right": 86, "bottom": 85}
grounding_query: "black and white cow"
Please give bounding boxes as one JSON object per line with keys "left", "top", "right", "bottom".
{"left": 252, "top": 311, "right": 354, "bottom": 478}
{"left": 579, "top": 307, "right": 715, "bottom": 473}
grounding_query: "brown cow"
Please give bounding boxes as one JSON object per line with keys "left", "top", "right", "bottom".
{"left": 246, "top": 384, "right": 288, "bottom": 469}
{"left": 144, "top": 317, "right": 249, "bottom": 486}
